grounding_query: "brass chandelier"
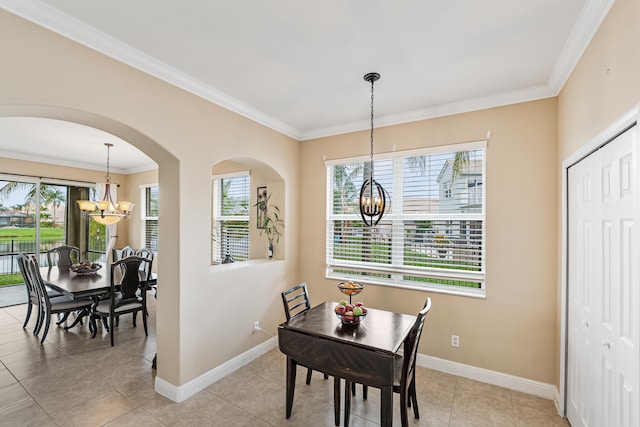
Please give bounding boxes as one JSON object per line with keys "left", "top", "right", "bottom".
{"left": 359, "top": 72, "right": 389, "bottom": 227}
{"left": 77, "top": 143, "right": 134, "bottom": 225}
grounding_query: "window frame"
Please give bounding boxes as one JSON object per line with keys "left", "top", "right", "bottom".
{"left": 139, "top": 184, "right": 159, "bottom": 253}
{"left": 211, "top": 171, "right": 250, "bottom": 264}
{"left": 325, "top": 141, "right": 487, "bottom": 298}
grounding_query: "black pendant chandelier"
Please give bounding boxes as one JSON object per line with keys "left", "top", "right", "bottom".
{"left": 359, "top": 72, "right": 389, "bottom": 227}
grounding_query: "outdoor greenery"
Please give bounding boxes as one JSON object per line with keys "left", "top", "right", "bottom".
{"left": 0, "top": 226, "right": 66, "bottom": 287}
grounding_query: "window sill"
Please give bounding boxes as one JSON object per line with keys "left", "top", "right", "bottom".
{"left": 210, "top": 258, "right": 283, "bottom": 272}
{"left": 326, "top": 274, "right": 486, "bottom": 299}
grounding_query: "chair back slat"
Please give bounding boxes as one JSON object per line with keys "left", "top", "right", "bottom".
{"left": 281, "top": 282, "right": 311, "bottom": 321}
{"left": 112, "top": 256, "right": 149, "bottom": 305}
{"left": 402, "top": 298, "right": 432, "bottom": 385}
{"left": 112, "top": 246, "right": 134, "bottom": 262}
{"left": 17, "top": 253, "right": 38, "bottom": 300}
{"left": 47, "top": 245, "right": 80, "bottom": 268}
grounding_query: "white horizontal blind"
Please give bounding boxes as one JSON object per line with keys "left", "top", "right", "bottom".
{"left": 141, "top": 185, "right": 159, "bottom": 252}
{"left": 212, "top": 174, "right": 250, "bottom": 263}
{"left": 326, "top": 144, "right": 486, "bottom": 295}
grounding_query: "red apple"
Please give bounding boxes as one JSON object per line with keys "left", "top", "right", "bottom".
{"left": 342, "top": 314, "right": 355, "bottom": 323}
{"left": 355, "top": 302, "right": 364, "bottom": 307}
{"left": 336, "top": 305, "right": 346, "bottom": 315}
{"left": 361, "top": 307, "right": 368, "bottom": 314}
{"left": 345, "top": 304, "right": 354, "bottom": 312}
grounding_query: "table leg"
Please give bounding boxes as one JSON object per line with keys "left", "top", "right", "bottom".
{"left": 285, "top": 357, "right": 297, "bottom": 419}
{"left": 380, "top": 386, "right": 393, "bottom": 427}
{"left": 333, "top": 377, "right": 340, "bottom": 426}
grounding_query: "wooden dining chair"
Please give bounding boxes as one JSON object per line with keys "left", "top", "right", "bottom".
{"left": 281, "top": 283, "right": 321, "bottom": 385}
{"left": 47, "top": 245, "right": 80, "bottom": 268}
{"left": 281, "top": 283, "right": 342, "bottom": 426}
{"left": 90, "top": 255, "right": 150, "bottom": 346}
{"left": 22, "top": 254, "right": 93, "bottom": 344}
{"left": 135, "top": 248, "right": 157, "bottom": 296}
{"left": 344, "top": 297, "right": 432, "bottom": 427}
{"left": 111, "top": 246, "right": 134, "bottom": 262}
{"left": 17, "top": 253, "right": 68, "bottom": 331}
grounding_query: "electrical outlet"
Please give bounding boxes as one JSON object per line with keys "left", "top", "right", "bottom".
{"left": 451, "top": 335, "right": 460, "bottom": 347}
{"left": 253, "top": 321, "right": 260, "bottom": 333}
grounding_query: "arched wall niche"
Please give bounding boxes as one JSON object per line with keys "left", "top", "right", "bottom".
{"left": 212, "top": 157, "right": 286, "bottom": 261}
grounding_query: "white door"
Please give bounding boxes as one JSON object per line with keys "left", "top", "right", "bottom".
{"left": 567, "top": 126, "right": 639, "bottom": 427}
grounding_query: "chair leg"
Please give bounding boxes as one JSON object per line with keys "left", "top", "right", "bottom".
{"left": 399, "top": 390, "right": 409, "bottom": 427}
{"left": 410, "top": 380, "right": 419, "bottom": 419}
{"left": 363, "top": 385, "right": 368, "bottom": 400}
{"left": 40, "top": 313, "right": 51, "bottom": 345}
{"left": 132, "top": 311, "right": 137, "bottom": 327}
{"left": 306, "top": 368, "right": 312, "bottom": 385}
{"left": 34, "top": 305, "right": 44, "bottom": 335}
{"left": 23, "top": 302, "right": 32, "bottom": 328}
{"left": 109, "top": 313, "right": 115, "bottom": 346}
{"left": 351, "top": 382, "right": 356, "bottom": 396}
{"left": 142, "top": 308, "right": 148, "bottom": 336}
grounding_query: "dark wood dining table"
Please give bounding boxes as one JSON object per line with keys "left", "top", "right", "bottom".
{"left": 278, "top": 301, "right": 416, "bottom": 427}
{"left": 42, "top": 264, "right": 113, "bottom": 300}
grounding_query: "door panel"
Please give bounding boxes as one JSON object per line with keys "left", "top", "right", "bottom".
{"left": 567, "top": 126, "right": 639, "bottom": 427}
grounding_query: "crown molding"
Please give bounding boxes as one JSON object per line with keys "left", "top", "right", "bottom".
{"left": 301, "top": 84, "right": 555, "bottom": 141}
{"left": 0, "top": 0, "right": 302, "bottom": 141}
{"left": 0, "top": 0, "right": 614, "bottom": 143}
{"left": 547, "top": 0, "right": 616, "bottom": 94}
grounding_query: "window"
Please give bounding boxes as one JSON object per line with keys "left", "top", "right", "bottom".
{"left": 211, "top": 173, "right": 250, "bottom": 263}
{"left": 326, "top": 141, "right": 486, "bottom": 296}
{"left": 140, "top": 184, "right": 158, "bottom": 252}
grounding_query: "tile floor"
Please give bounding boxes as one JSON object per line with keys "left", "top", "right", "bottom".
{"left": 0, "top": 297, "right": 570, "bottom": 426}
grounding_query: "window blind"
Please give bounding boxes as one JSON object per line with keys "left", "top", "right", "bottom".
{"left": 326, "top": 143, "right": 486, "bottom": 295}
{"left": 212, "top": 174, "right": 250, "bottom": 263}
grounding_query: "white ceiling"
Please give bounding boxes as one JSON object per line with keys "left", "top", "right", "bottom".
{"left": 0, "top": 0, "right": 614, "bottom": 173}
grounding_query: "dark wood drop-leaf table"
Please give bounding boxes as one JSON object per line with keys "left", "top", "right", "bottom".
{"left": 278, "top": 301, "right": 416, "bottom": 427}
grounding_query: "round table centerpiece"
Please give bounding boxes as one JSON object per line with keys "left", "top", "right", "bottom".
{"left": 70, "top": 262, "right": 102, "bottom": 275}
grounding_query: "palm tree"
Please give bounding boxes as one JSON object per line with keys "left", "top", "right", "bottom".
{"left": 45, "top": 189, "right": 65, "bottom": 227}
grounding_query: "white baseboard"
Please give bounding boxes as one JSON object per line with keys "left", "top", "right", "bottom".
{"left": 155, "top": 338, "right": 561, "bottom": 415}
{"left": 417, "top": 354, "right": 558, "bottom": 402}
{"left": 154, "top": 336, "right": 278, "bottom": 402}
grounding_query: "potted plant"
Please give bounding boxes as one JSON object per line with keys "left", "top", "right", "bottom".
{"left": 254, "top": 192, "right": 284, "bottom": 258}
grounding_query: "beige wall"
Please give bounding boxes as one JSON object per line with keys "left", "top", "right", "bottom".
{"left": 557, "top": 0, "right": 640, "bottom": 387}
{"left": 300, "top": 99, "right": 559, "bottom": 384}
{"left": 0, "top": 9, "right": 301, "bottom": 388}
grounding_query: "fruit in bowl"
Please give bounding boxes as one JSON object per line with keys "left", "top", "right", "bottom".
{"left": 337, "top": 281, "right": 364, "bottom": 296}
{"left": 70, "top": 262, "right": 102, "bottom": 274}
{"left": 335, "top": 301, "right": 368, "bottom": 325}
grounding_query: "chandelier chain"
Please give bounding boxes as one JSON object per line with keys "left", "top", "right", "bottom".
{"left": 369, "top": 77, "right": 375, "bottom": 179}
{"left": 104, "top": 143, "right": 113, "bottom": 182}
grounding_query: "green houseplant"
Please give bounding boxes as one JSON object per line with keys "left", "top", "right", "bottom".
{"left": 254, "top": 191, "right": 284, "bottom": 258}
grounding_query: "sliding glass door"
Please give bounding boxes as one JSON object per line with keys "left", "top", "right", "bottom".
{"left": 0, "top": 176, "right": 106, "bottom": 285}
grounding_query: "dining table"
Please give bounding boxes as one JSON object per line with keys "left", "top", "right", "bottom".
{"left": 278, "top": 301, "right": 416, "bottom": 427}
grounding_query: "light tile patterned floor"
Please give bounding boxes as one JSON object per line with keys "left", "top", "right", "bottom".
{"left": 0, "top": 298, "right": 570, "bottom": 426}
